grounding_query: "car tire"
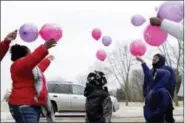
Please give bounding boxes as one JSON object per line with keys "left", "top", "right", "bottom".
{"left": 51, "top": 101, "right": 57, "bottom": 114}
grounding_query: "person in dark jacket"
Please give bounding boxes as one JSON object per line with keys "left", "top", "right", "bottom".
{"left": 143, "top": 69, "right": 172, "bottom": 123}
{"left": 152, "top": 54, "right": 176, "bottom": 98}
{"left": 136, "top": 55, "right": 176, "bottom": 123}
{"left": 152, "top": 54, "right": 175, "bottom": 123}
{"left": 84, "top": 71, "right": 112, "bottom": 123}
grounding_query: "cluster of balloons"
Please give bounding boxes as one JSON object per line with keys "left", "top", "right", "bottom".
{"left": 19, "top": 1, "right": 184, "bottom": 59}
{"left": 91, "top": 28, "right": 112, "bottom": 47}
{"left": 129, "top": 1, "right": 183, "bottom": 57}
{"left": 19, "top": 23, "right": 63, "bottom": 42}
{"left": 130, "top": 14, "right": 147, "bottom": 56}
{"left": 143, "top": 1, "right": 183, "bottom": 47}
{"left": 91, "top": 28, "right": 112, "bottom": 62}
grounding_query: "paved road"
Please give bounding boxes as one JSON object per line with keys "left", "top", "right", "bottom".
{"left": 1, "top": 102, "right": 183, "bottom": 122}
{"left": 3, "top": 114, "right": 184, "bottom": 122}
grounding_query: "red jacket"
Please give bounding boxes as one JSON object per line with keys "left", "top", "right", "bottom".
{"left": 9, "top": 45, "right": 50, "bottom": 105}
{"left": 0, "top": 40, "right": 11, "bottom": 61}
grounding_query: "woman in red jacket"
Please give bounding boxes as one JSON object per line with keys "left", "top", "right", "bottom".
{"left": 8, "top": 39, "right": 57, "bottom": 123}
{"left": 0, "top": 30, "right": 17, "bottom": 61}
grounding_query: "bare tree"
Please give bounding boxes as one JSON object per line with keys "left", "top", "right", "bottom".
{"left": 159, "top": 39, "right": 184, "bottom": 106}
{"left": 87, "top": 41, "right": 143, "bottom": 105}
{"left": 130, "top": 69, "right": 144, "bottom": 102}
{"left": 103, "top": 42, "right": 135, "bottom": 106}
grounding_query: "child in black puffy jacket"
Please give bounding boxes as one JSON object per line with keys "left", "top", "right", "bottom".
{"left": 84, "top": 71, "right": 112, "bottom": 123}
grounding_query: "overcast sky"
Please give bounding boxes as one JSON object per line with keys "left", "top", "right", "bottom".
{"left": 1, "top": 1, "right": 180, "bottom": 99}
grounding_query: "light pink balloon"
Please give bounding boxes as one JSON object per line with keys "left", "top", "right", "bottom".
{"left": 144, "top": 25, "right": 168, "bottom": 46}
{"left": 130, "top": 40, "right": 146, "bottom": 56}
{"left": 96, "top": 49, "right": 107, "bottom": 61}
{"left": 92, "top": 28, "right": 102, "bottom": 40}
{"left": 40, "top": 24, "right": 63, "bottom": 41}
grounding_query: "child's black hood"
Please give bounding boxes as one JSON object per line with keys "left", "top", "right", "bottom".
{"left": 84, "top": 83, "right": 96, "bottom": 97}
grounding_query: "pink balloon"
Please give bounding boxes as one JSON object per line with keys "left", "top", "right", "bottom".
{"left": 144, "top": 25, "right": 168, "bottom": 46}
{"left": 92, "top": 28, "right": 102, "bottom": 40}
{"left": 40, "top": 24, "right": 63, "bottom": 41}
{"left": 130, "top": 40, "right": 146, "bottom": 56}
{"left": 96, "top": 49, "right": 107, "bottom": 61}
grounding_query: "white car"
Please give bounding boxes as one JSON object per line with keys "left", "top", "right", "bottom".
{"left": 46, "top": 81, "right": 119, "bottom": 114}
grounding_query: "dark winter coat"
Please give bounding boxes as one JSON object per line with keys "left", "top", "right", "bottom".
{"left": 152, "top": 54, "right": 176, "bottom": 98}
{"left": 84, "top": 83, "right": 112, "bottom": 123}
{"left": 142, "top": 54, "right": 176, "bottom": 98}
{"left": 143, "top": 69, "right": 172, "bottom": 121}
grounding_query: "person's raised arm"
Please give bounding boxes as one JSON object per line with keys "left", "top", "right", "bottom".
{"left": 136, "top": 56, "right": 153, "bottom": 97}
{"left": 14, "top": 39, "right": 57, "bottom": 73}
{"left": 161, "top": 19, "right": 183, "bottom": 41}
{"left": 38, "top": 55, "right": 54, "bottom": 72}
{"left": 0, "top": 30, "right": 17, "bottom": 61}
{"left": 150, "top": 17, "right": 183, "bottom": 41}
{"left": 136, "top": 56, "right": 151, "bottom": 76}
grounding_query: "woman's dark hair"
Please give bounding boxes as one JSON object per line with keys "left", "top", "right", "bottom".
{"left": 10, "top": 44, "right": 29, "bottom": 61}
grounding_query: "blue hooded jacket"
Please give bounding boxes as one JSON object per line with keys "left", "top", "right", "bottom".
{"left": 143, "top": 69, "right": 172, "bottom": 121}
{"left": 142, "top": 54, "right": 176, "bottom": 98}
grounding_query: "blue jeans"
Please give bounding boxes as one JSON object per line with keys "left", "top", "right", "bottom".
{"left": 9, "top": 105, "right": 41, "bottom": 123}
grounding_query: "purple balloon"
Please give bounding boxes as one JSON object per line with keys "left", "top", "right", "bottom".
{"left": 131, "top": 15, "right": 146, "bottom": 26}
{"left": 102, "top": 36, "right": 112, "bottom": 46}
{"left": 157, "top": 1, "right": 184, "bottom": 22}
{"left": 19, "top": 23, "right": 39, "bottom": 42}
